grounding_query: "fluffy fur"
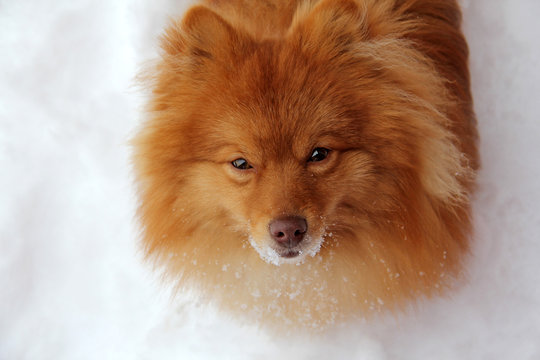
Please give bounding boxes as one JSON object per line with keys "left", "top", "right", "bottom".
{"left": 133, "top": 0, "right": 478, "bottom": 329}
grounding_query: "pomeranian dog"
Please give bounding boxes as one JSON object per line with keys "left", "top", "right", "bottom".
{"left": 133, "top": 0, "right": 478, "bottom": 329}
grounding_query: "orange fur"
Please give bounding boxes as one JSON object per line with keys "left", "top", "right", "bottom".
{"left": 133, "top": 0, "right": 478, "bottom": 330}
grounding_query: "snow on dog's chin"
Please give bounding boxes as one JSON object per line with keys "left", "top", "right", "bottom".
{"left": 248, "top": 235, "right": 324, "bottom": 266}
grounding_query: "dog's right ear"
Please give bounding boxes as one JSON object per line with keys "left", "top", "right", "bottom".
{"left": 160, "top": 6, "right": 247, "bottom": 63}
{"left": 289, "top": 0, "right": 368, "bottom": 59}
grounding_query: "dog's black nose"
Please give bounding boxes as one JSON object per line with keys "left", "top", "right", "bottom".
{"left": 269, "top": 216, "right": 307, "bottom": 247}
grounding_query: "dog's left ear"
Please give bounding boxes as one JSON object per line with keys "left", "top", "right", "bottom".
{"left": 289, "top": 0, "right": 368, "bottom": 59}
{"left": 161, "top": 6, "right": 251, "bottom": 65}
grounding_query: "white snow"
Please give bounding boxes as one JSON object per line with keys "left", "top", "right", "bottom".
{"left": 1, "top": 0, "right": 540, "bottom": 359}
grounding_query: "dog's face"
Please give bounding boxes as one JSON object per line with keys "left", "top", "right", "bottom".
{"left": 141, "top": 3, "right": 462, "bottom": 264}
{"left": 154, "top": 10, "right": 385, "bottom": 265}
{"left": 137, "top": 3, "right": 465, "bottom": 264}
{"left": 134, "top": 0, "right": 474, "bottom": 325}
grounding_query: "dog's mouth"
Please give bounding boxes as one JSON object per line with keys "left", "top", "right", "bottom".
{"left": 248, "top": 234, "right": 324, "bottom": 266}
{"left": 277, "top": 248, "right": 301, "bottom": 258}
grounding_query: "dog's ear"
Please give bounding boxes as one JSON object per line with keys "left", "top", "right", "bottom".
{"left": 161, "top": 6, "right": 247, "bottom": 63}
{"left": 289, "top": 0, "right": 367, "bottom": 59}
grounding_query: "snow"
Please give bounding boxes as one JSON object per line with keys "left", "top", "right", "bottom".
{"left": 1, "top": 0, "right": 540, "bottom": 359}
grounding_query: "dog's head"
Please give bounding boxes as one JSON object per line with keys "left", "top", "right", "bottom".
{"left": 134, "top": 1, "right": 472, "bottom": 275}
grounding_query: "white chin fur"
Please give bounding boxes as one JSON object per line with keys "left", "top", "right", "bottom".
{"left": 248, "top": 235, "right": 323, "bottom": 266}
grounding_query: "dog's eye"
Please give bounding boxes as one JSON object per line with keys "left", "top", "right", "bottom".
{"left": 231, "top": 158, "right": 252, "bottom": 170}
{"left": 308, "top": 148, "right": 330, "bottom": 162}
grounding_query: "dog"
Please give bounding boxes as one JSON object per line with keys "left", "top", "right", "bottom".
{"left": 133, "top": 0, "right": 478, "bottom": 329}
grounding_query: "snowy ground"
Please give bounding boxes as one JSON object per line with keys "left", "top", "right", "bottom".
{"left": 1, "top": 0, "right": 539, "bottom": 359}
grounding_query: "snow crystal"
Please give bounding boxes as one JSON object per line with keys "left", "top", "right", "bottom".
{"left": 288, "top": 289, "right": 301, "bottom": 300}
{"left": 247, "top": 235, "right": 282, "bottom": 266}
